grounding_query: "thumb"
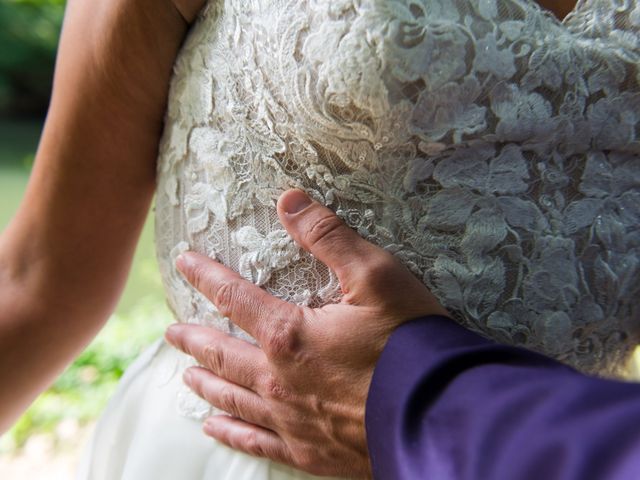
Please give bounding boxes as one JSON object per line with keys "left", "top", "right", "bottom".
{"left": 277, "top": 189, "right": 391, "bottom": 295}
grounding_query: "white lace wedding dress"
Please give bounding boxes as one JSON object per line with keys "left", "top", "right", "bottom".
{"left": 79, "top": 0, "right": 640, "bottom": 478}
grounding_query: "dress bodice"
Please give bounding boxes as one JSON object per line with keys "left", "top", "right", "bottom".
{"left": 155, "top": 0, "right": 640, "bottom": 392}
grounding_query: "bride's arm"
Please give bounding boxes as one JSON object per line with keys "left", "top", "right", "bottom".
{"left": 0, "top": 0, "right": 204, "bottom": 431}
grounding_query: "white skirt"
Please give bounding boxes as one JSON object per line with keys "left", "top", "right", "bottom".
{"left": 77, "top": 340, "right": 340, "bottom": 480}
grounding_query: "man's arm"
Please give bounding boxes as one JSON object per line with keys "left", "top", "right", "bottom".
{"left": 368, "top": 316, "right": 640, "bottom": 480}
{"left": 0, "top": 0, "right": 204, "bottom": 431}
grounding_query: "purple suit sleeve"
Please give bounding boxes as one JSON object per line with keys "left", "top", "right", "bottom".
{"left": 365, "top": 316, "right": 640, "bottom": 480}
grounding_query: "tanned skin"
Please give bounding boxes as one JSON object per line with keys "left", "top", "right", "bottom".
{"left": 537, "top": 0, "right": 577, "bottom": 19}
{"left": 0, "top": 0, "right": 205, "bottom": 432}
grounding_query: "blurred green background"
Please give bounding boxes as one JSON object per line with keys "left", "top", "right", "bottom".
{"left": 0, "top": 0, "right": 170, "bottom": 454}
{"left": 0, "top": 0, "right": 64, "bottom": 118}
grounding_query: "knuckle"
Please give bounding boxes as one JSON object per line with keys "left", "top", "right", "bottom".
{"left": 303, "top": 214, "right": 345, "bottom": 251}
{"left": 243, "top": 430, "right": 264, "bottom": 457}
{"left": 189, "top": 263, "right": 211, "bottom": 295}
{"left": 262, "top": 374, "right": 290, "bottom": 401}
{"left": 214, "top": 279, "right": 241, "bottom": 317}
{"left": 203, "top": 342, "right": 225, "bottom": 375}
{"left": 218, "top": 385, "right": 239, "bottom": 416}
{"left": 264, "top": 314, "right": 303, "bottom": 360}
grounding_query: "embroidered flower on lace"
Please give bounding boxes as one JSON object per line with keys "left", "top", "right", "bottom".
{"left": 154, "top": 0, "right": 640, "bottom": 418}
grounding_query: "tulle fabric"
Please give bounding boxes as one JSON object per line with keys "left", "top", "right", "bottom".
{"left": 77, "top": 340, "right": 336, "bottom": 480}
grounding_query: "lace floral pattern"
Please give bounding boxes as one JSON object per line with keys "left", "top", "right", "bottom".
{"left": 155, "top": 0, "right": 640, "bottom": 416}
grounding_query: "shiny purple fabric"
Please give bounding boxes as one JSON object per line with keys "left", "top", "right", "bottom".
{"left": 366, "top": 316, "right": 640, "bottom": 479}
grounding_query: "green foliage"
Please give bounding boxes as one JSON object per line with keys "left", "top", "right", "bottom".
{"left": 2, "top": 298, "right": 169, "bottom": 451}
{"left": 0, "top": 119, "right": 41, "bottom": 167}
{"left": 0, "top": 0, "right": 65, "bottom": 116}
{"left": 0, "top": 120, "right": 169, "bottom": 453}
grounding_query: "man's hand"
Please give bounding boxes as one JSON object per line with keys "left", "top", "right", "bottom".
{"left": 165, "top": 189, "right": 449, "bottom": 478}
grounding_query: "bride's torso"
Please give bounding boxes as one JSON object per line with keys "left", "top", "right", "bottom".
{"left": 155, "top": 0, "right": 640, "bottom": 391}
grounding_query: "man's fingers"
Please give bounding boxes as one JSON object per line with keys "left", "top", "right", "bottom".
{"left": 175, "top": 253, "right": 308, "bottom": 359}
{"left": 277, "top": 189, "right": 399, "bottom": 297}
{"left": 165, "top": 324, "right": 267, "bottom": 391}
{"left": 184, "top": 367, "right": 274, "bottom": 429}
{"left": 203, "top": 415, "right": 292, "bottom": 466}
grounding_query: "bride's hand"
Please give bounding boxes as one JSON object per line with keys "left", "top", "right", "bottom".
{"left": 165, "top": 189, "right": 450, "bottom": 479}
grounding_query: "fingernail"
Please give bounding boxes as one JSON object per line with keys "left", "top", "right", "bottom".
{"left": 175, "top": 253, "right": 187, "bottom": 273}
{"left": 183, "top": 368, "right": 193, "bottom": 384}
{"left": 281, "top": 189, "right": 312, "bottom": 214}
{"left": 164, "top": 324, "right": 180, "bottom": 344}
{"left": 203, "top": 418, "right": 215, "bottom": 435}
{"left": 176, "top": 252, "right": 198, "bottom": 274}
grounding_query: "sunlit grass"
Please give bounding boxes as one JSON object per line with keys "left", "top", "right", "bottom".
{"left": 1, "top": 298, "right": 169, "bottom": 452}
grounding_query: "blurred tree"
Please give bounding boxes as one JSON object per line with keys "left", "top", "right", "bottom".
{"left": 0, "top": 0, "right": 64, "bottom": 117}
